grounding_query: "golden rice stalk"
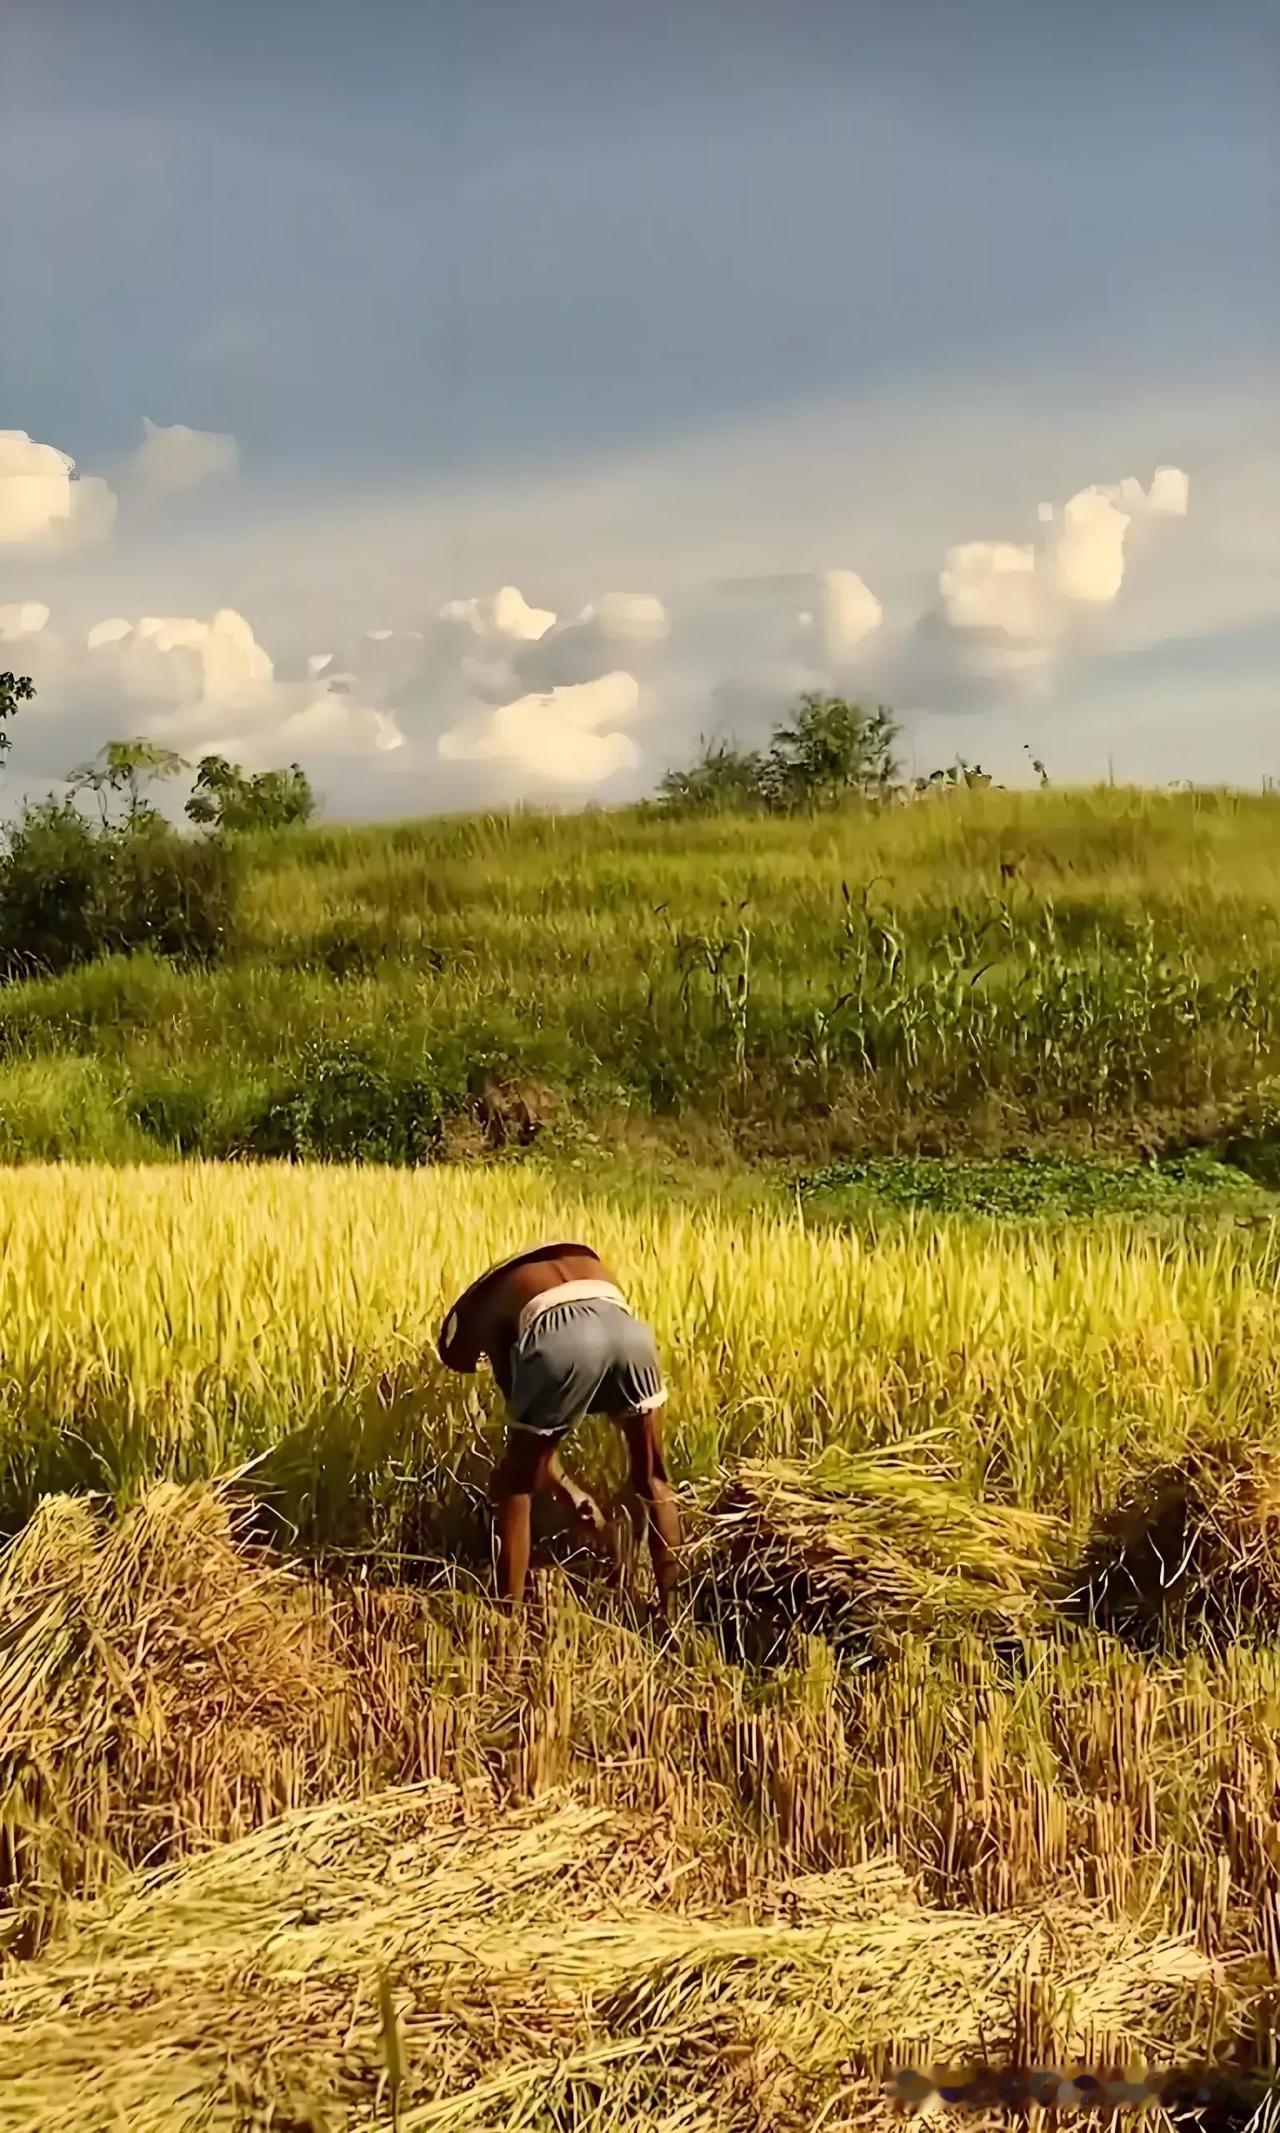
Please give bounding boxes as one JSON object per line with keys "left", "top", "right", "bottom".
{"left": 0, "top": 1479, "right": 346, "bottom": 1954}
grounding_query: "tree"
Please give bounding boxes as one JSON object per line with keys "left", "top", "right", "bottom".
{"left": 656, "top": 695, "right": 905, "bottom": 818}
{"left": 185, "top": 754, "right": 315, "bottom": 833}
{"left": 764, "top": 694, "right": 901, "bottom": 810}
{"left": 0, "top": 671, "right": 35, "bottom": 768}
{"left": 68, "top": 739, "right": 189, "bottom": 829}
{"left": 655, "top": 737, "right": 772, "bottom": 816}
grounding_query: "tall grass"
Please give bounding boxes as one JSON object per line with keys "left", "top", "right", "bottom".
{"left": 3, "top": 787, "right": 1280, "bottom": 1157}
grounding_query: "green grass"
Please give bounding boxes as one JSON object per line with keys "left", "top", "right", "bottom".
{"left": 795, "top": 1151, "right": 1273, "bottom": 1221}
{"left": 4, "top": 785, "right": 1280, "bottom": 1162}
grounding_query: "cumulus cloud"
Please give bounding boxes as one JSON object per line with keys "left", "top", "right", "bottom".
{"left": 271, "top": 695, "right": 404, "bottom": 759}
{"left": 439, "top": 585, "right": 555, "bottom": 642}
{"left": 1148, "top": 465, "right": 1190, "bottom": 517}
{"left": 584, "top": 592, "right": 669, "bottom": 643}
{"left": 103, "top": 610, "right": 407, "bottom": 766}
{"left": 1050, "top": 486, "right": 1134, "bottom": 603}
{"left": 0, "top": 431, "right": 116, "bottom": 550}
{"left": 0, "top": 439, "right": 1194, "bottom": 807}
{"left": 130, "top": 417, "right": 241, "bottom": 495}
{"left": 939, "top": 542, "right": 1040, "bottom": 636}
{"left": 86, "top": 608, "right": 274, "bottom": 704}
{"left": 928, "top": 465, "right": 1190, "bottom": 688}
{"left": 818, "top": 570, "right": 883, "bottom": 661}
{"left": 1, "top": 605, "right": 404, "bottom": 788}
{"left": 287, "top": 588, "right": 672, "bottom": 794}
{"left": 658, "top": 569, "right": 886, "bottom": 749}
{"left": 0, "top": 601, "right": 50, "bottom": 641}
{"left": 511, "top": 591, "right": 670, "bottom": 691}
{"left": 438, "top": 670, "right": 642, "bottom": 785}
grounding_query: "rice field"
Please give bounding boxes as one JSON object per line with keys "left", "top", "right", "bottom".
{"left": 5, "top": 1159, "right": 1280, "bottom": 2125}
{"left": 3, "top": 1160, "right": 1280, "bottom": 1537}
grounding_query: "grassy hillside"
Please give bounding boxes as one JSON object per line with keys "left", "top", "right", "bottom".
{"left": 3, "top": 785, "right": 1280, "bottom": 1166}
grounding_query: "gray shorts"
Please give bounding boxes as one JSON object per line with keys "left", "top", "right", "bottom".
{"left": 507, "top": 1296, "right": 667, "bottom": 1438}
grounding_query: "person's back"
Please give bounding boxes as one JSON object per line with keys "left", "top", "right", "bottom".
{"left": 472, "top": 1247, "right": 617, "bottom": 1384}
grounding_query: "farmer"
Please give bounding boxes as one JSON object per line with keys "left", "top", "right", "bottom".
{"left": 437, "top": 1241, "right": 681, "bottom": 1616}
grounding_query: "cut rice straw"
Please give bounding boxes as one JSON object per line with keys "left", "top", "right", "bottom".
{"left": 0, "top": 1780, "right": 1233, "bottom": 2133}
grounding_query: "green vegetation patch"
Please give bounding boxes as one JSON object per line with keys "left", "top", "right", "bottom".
{"left": 795, "top": 1151, "right": 1271, "bottom": 1220}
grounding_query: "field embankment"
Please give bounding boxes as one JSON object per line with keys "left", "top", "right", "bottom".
{"left": 4, "top": 787, "right": 1280, "bottom": 1165}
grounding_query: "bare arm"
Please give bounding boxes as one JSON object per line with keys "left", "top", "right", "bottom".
{"left": 544, "top": 1448, "right": 607, "bottom": 1535}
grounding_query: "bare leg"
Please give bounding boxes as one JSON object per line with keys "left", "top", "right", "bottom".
{"left": 619, "top": 1410, "right": 681, "bottom": 1618}
{"left": 491, "top": 1429, "right": 556, "bottom": 1608}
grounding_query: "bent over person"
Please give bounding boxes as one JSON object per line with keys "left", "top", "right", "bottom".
{"left": 437, "top": 1241, "right": 681, "bottom": 1615}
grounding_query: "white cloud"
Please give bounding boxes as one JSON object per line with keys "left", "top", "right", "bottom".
{"left": 0, "top": 431, "right": 116, "bottom": 550}
{"left": 80, "top": 346, "right": 1253, "bottom": 800}
{"left": 1050, "top": 486, "right": 1132, "bottom": 603}
{"left": 439, "top": 585, "right": 556, "bottom": 642}
{"left": 1148, "top": 465, "right": 1190, "bottom": 517}
{"left": 131, "top": 418, "right": 240, "bottom": 495}
{"left": 438, "top": 670, "right": 642, "bottom": 785}
{"left": 71, "top": 605, "right": 404, "bottom": 771}
{"left": 929, "top": 465, "right": 1191, "bottom": 687}
{"left": 512, "top": 590, "right": 670, "bottom": 691}
{"left": 0, "top": 601, "right": 50, "bottom": 641}
{"left": 86, "top": 606, "right": 275, "bottom": 705}
{"left": 939, "top": 541, "right": 1040, "bottom": 636}
{"left": 582, "top": 592, "right": 669, "bottom": 643}
{"left": 819, "top": 570, "right": 882, "bottom": 661}
{"left": 0, "top": 416, "right": 1201, "bottom": 808}
{"left": 275, "top": 696, "right": 404, "bottom": 758}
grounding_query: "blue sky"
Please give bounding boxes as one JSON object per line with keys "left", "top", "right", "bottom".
{"left": 1, "top": 0, "right": 1277, "bottom": 809}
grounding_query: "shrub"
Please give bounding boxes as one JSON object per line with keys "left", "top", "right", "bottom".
{"left": 127, "top": 1077, "right": 214, "bottom": 1155}
{"left": 655, "top": 739, "right": 772, "bottom": 816}
{"left": 765, "top": 694, "right": 901, "bottom": 809}
{"left": 0, "top": 803, "right": 114, "bottom": 978}
{"left": 0, "top": 806, "right": 240, "bottom": 979}
{"left": 111, "top": 820, "right": 240, "bottom": 965}
{"left": 656, "top": 694, "right": 902, "bottom": 817}
{"left": 245, "top": 1038, "right": 454, "bottom": 1163}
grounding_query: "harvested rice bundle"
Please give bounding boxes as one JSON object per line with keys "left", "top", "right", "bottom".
{"left": 0, "top": 1481, "right": 344, "bottom": 1954}
{"left": 1075, "top": 1437, "right": 1280, "bottom": 1647}
{"left": 693, "top": 1439, "right": 1069, "bottom": 1661}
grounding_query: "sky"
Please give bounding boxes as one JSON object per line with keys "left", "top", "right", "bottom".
{"left": 1, "top": 0, "right": 1277, "bottom": 814}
